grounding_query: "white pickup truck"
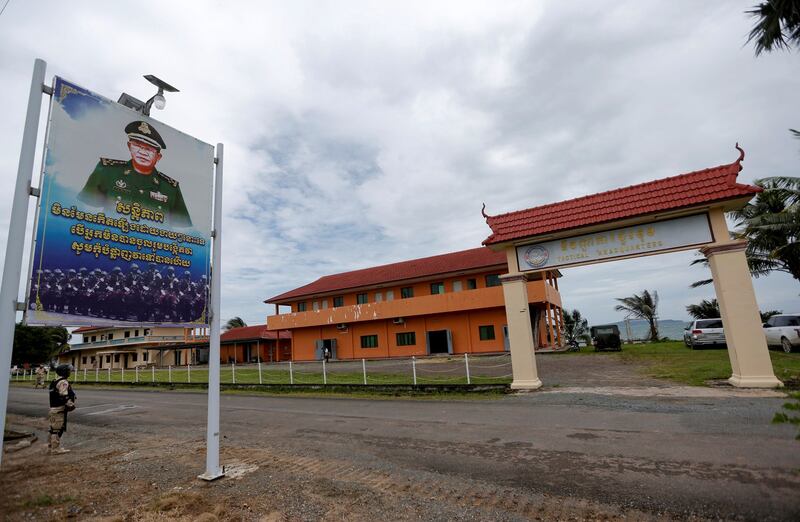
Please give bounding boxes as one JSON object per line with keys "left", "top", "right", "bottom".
{"left": 763, "top": 314, "right": 800, "bottom": 353}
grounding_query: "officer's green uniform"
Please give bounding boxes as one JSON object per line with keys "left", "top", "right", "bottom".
{"left": 76, "top": 120, "right": 192, "bottom": 228}
{"left": 77, "top": 159, "right": 192, "bottom": 227}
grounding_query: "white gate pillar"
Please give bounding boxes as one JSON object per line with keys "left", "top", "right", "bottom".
{"left": 702, "top": 241, "right": 781, "bottom": 388}
{"left": 500, "top": 273, "right": 542, "bottom": 390}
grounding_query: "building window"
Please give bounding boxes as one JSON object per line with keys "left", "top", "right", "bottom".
{"left": 106, "top": 355, "right": 111, "bottom": 363}
{"left": 452, "top": 280, "right": 462, "bottom": 292}
{"left": 430, "top": 282, "right": 444, "bottom": 295}
{"left": 396, "top": 332, "right": 416, "bottom": 346}
{"left": 467, "top": 278, "right": 477, "bottom": 290}
{"left": 313, "top": 301, "right": 320, "bottom": 311}
{"left": 333, "top": 296, "right": 344, "bottom": 307}
{"left": 361, "top": 335, "right": 379, "bottom": 348}
{"left": 386, "top": 290, "right": 394, "bottom": 301}
{"left": 485, "top": 274, "right": 501, "bottom": 287}
{"left": 144, "top": 328, "right": 151, "bottom": 336}
{"left": 321, "top": 300, "right": 329, "bottom": 309}
{"left": 82, "top": 356, "right": 87, "bottom": 364}
{"left": 124, "top": 331, "right": 131, "bottom": 338}
{"left": 401, "top": 287, "right": 414, "bottom": 298}
{"left": 90, "top": 356, "right": 95, "bottom": 363}
{"left": 134, "top": 329, "right": 139, "bottom": 337}
{"left": 357, "top": 293, "right": 368, "bottom": 304}
{"left": 479, "top": 325, "right": 496, "bottom": 340}
{"left": 108, "top": 333, "right": 114, "bottom": 340}
{"left": 297, "top": 302, "right": 307, "bottom": 312}
{"left": 143, "top": 352, "right": 148, "bottom": 361}
{"left": 114, "top": 354, "right": 120, "bottom": 362}
{"left": 375, "top": 292, "right": 383, "bottom": 302}
{"left": 84, "top": 336, "right": 89, "bottom": 343}
{"left": 132, "top": 353, "right": 138, "bottom": 362}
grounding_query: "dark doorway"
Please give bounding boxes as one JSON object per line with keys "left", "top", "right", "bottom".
{"left": 427, "top": 330, "right": 452, "bottom": 354}
{"left": 315, "top": 339, "right": 338, "bottom": 360}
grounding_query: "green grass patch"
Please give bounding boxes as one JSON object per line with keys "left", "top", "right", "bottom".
{"left": 567, "top": 341, "right": 800, "bottom": 387}
{"left": 23, "top": 494, "right": 75, "bottom": 508}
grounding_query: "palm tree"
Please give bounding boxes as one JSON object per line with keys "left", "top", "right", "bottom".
{"left": 562, "top": 309, "right": 590, "bottom": 346}
{"left": 686, "top": 299, "right": 720, "bottom": 320}
{"left": 690, "top": 176, "right": 800, "bottom": 287}
{"left": 614, "top": 290, "right": 659, "bottom": 341}
{"left": 746, "top": 0, "right": 800, "bottom": 55}
{"left": 224, "top": 317, "right": 247, "bottom": 330}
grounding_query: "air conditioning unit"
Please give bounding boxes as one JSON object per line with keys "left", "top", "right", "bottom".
{"left": 392, "top": 317, "right": 405, "bottom": 325}
{"left": 336, "top": 324, "right": 348, "bottom": 330}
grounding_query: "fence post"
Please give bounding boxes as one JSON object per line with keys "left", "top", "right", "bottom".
{"left": 289, "top": 361, "right": 294, "bottom": 385}
{"left": 187, "top": 364, "right": 191, "bottom": 383}
{"left": 465, "top": 353, "right": 471, "bottom": 385}
{"left": 121, "top": 367, "right": 125, "bottom": 383}
{"left": 168, "top": 365, "right": 172, "bottom": 384}
{"left": 362, "top": 358, "right": 367, "bottom": 385}
{"left": 108, "top": 367, "right": 111, "bottom": 382}
{"left": 95, "top": 367, "right": 99, "bottom": 382}
{"left": 152, "top": 366, "right": 155, "bottom": 383}
{"left": 135, "top": 366, "right": 139, "bottom": 383}
{"left": 83, "top": 368, "right": 87, "bottom": 382}
{"left": 231, "top": 362, "right": 236, "bottom": 384}
{"left": 412, "top": 356, "right": 417, "bottom": 386}
{"left": 258, "top": 361, "right": 262, "bottom": 385}
{"left": 322, "top": 359, "right": 327, "bottom": 385}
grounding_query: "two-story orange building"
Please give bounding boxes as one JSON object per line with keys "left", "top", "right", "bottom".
{"left": 266, "top": 247, "right": 564, "bottom": 361}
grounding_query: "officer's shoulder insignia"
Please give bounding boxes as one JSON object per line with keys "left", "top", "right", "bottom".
{"left": 156, "top": 171, "right": 179, "bottom": 187}
{"left": 100, "top": 157, "right": 127, "bottom": 167}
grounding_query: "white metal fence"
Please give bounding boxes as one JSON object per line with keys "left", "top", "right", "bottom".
{"left": 10, "top": 353, "right": 513, "bottom": 386}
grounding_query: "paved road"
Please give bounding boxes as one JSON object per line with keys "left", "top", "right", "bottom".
{"left": 7, "top": 386, "right": 800, "bottom": 520}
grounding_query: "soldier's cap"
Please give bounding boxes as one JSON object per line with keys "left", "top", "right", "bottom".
{"left": 125, "top": 120, "right": 166, "bottom": 150}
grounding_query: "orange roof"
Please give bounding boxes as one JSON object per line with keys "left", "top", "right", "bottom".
{"left": 221, "top": 325, "right": 291, "bottom": 342}
{"left": 267, "top": 247, "right": 507, "bottom": 303}
{"left": 483, "top": 146, "right": 759, "bottom": 245}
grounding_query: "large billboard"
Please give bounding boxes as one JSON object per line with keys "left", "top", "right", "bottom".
{"left": 516, "top": 213, "right": 714, "bottom": 272}
{"left": 26, "top": 77, "right": 213, "bottom": 326}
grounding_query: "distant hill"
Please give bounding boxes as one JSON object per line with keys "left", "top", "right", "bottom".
{"left": 597, "top": 319, "right": 688, "bottom": 341}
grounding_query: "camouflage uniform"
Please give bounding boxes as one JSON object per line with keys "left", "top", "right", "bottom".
{"left": 48, "top": 366, "right": 76, "bottom": 454}
{"left": 34, "top": 366, "right": 45, "bottom": 389}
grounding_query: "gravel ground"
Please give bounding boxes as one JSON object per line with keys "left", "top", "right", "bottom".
{"left": 3, "top": 378, "right": 799, "bottom": 522}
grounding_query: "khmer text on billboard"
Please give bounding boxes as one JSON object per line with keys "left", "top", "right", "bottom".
{"left": 26, "top": 77, "right": 213, "bottom": 327}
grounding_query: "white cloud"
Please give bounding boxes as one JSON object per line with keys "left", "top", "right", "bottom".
{"left": 1, "top": 0, "right": 798, "bottom": 327}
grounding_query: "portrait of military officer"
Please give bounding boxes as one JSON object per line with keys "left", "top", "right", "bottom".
{"left": 77, "top": 120, "right": 192, "bottom": 227}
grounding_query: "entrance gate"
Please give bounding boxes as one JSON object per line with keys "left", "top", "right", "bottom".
{"left": 483, "top": 146, "right": 781, "bottom": 389}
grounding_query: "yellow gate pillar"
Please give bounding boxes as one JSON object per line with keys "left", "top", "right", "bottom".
{"left": 500, "top": 273, "right": 542, "bottom": 390}
{"left": 701, "top": 240, "right": 782, "bottom": 388}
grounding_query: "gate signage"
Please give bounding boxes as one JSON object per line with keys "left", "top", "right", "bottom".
{"left": 516, "top": 213, "right": 713, "bottom": 272}
{"left": 26, "top": 77, "right": 214, "bottom": 326}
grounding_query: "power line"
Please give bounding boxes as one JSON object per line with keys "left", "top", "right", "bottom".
{"left": 0, "top": 0, "right": 12, "bottom": 18}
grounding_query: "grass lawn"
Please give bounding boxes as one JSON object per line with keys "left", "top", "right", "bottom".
{"left": 606, "top": 341, "right": 800, "bottom": 386}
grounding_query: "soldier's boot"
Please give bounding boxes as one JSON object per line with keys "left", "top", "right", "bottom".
{"left": 48, "top": 434, "right": 69, "bottom": 454}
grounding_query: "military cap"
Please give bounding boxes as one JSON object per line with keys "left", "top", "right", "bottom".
{"left": 125, "top": 120, "right": 166, "bottom": 150}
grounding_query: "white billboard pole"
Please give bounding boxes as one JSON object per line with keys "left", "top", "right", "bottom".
{"left": 0, "top": 59, "right": 47, "bottom": 466}
{"left": 199, "top": 143, "right": 224, "bottom": 481}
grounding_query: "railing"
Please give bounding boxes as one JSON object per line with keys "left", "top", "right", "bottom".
{"left": 11, "top": 353, "right": 513, "bottom": 386}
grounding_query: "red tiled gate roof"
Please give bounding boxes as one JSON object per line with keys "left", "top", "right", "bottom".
{"left": 221, "top": 325, "right": 291, "bottom": 342}
{"left": 483, "top": 146, "right": 760, "bottom": 245}
{"left": 266, "top": 247, "right": 507, "bottom": 303}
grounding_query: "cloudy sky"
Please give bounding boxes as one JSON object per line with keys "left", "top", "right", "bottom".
{"left": 1, "top": 0, "right": 798, "bottom": 328}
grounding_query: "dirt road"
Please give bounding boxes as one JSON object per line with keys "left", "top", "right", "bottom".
{"left": 3, "top": 385, "right": 800, "bottom": 521}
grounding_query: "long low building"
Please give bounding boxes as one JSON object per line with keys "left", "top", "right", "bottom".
{"left": 265, "top": 247, "right": 564, "bottom": 361}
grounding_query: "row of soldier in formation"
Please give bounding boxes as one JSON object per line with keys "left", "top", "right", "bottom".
{"left": 29, "top": 263, "right": 208, "bottom": 323}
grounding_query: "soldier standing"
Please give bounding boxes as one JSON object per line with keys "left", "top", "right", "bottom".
{"left": 77, "top": 120, "right": 192, "bottom": 227}
{"left": 48, "top": 364, "right": 76, "bottom": 454}
{"left": 34, "top": 365, "right": 46, "bottom": 389}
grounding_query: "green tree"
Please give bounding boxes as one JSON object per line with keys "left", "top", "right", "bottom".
{"left": 746, "top": 0, "right": 800, "bottom": 55}
{"left": 690, "top": 176, "right": 800, "bottom": 287}
{"left": 11, "top": 323, "right": 71, "bottom": 366}
{"left": 614, "top": 290, "right": 659, "bottom": 341}
{"left": 562, "top": 309, "right": 590, "bottom": 346}
{"left": 224, "top": 317, "right": 247, "bottom": 330}
{"left": 761, "top": 309, "right": 783, "bottom": 322}
{"left": 686, "top": 299, "right": 720, "bottom": 319}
